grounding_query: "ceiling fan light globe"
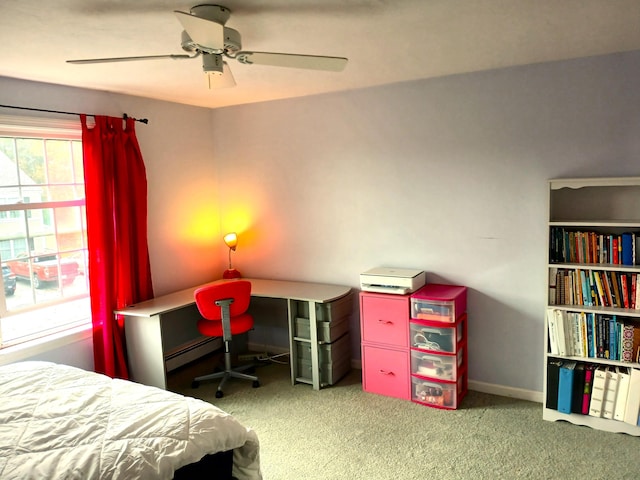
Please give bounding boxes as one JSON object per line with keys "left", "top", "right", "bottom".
{"left": 202, "top": 53, "right": 224, "bottom": 74}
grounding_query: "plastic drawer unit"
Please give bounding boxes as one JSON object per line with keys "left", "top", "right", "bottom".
{"left": 410, "top": 349, "right": 465, "bottom": 382}
{"left": 411, "top": 284, "right": 467, "bottom": 323}
{"left": 411, "top": 373, "right": 467, "bottom": 409}
{"left": 409, "top": 318, "right": 465, "bottom": 354}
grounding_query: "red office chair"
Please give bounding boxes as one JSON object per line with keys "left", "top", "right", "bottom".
{"left": 191, "top": 280, "right": 260, "bottom": 398}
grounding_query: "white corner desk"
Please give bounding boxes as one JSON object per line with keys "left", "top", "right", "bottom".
{"left": 116, "top": 278, "right": 352, "bottom": 391}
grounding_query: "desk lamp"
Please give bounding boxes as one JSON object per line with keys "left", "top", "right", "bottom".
{"left": 222, "top": 232, "right": 242, "bottom": 279}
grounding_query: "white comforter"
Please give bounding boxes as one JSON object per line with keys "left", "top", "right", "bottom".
{"left": 0, "top": 361, "right": 261, "bottom": 480}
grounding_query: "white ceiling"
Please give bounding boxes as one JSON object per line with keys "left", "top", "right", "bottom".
{"left": 1, "top": 1, "right": 640, "bottom": 109}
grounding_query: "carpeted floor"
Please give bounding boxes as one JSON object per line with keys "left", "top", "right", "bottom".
{"left": 169, "top": 357, "right": 640, "bottom": 480}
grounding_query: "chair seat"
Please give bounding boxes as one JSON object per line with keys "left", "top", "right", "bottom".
{"left": 197, "top": 312, "right": 254, "bottom": 337}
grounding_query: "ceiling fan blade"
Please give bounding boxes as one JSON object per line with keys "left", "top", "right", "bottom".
{"left": 67, "top": 54, "right": 195, "bottom": 64}
{"left": 207, "top": 62, "right": 236, "bottom": 89}
{"left": 174, "top": 10, "right": 224, "bottom": 52}
{"left": 235, "top": 52, "right": 348, "bottom": 72}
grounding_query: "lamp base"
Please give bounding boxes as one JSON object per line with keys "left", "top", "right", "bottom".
{"left": 223, "top": 268, "right": 242, "bottom": 279}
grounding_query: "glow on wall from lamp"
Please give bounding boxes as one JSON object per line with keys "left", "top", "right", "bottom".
{"left": 180, "top": 204, "right": 220, "bottom": 245}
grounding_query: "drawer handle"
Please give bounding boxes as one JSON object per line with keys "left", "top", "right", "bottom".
{"left": 377, "top": 319, "right": 393, "bottom": 325}
{"left": 378, "top": 369, "right": 395, "bottom": 376}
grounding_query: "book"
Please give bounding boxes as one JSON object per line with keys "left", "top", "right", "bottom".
{"left": 548, "top": 267, "right": 558, "bottom": 305}
{"left": 554, "top": 309, "right": 569, "bottom": 356}
{"left": 582, "top": 364, "right": 595, "bottom": 415}
{"left": 602, "top": 367, "right": 620, "bottom": 419}
{"left": 579, "top": 312, "right": 588, "bottom": 357}
{"left": 624, "top": 368, "right": 640, "bottom": 425}
{"left": 558, "top": 361, "right": 577, "bottom": 414}
{"left": 621, "top": 273, "right": 630, "bottom": 309}
{"left": 611, "top": 272, "right": 622, "bottom": 308}
{"left": 546, "top": 359, "right": 563, "bottom": 410}
{"left": 614, "top": 366, "right": 630, "bottom": 421}
{"left": 593, "top": 271, "right": 606, "bottom": 307}
{"left": 546, "top": 308, "right": 559, "bottom": 355}
{"left": 621, "top": 323, "right": 635, "bottom": 362}
{"left": 602, "top": 271, "right": 614, "bottom": 307}
{"left": 622, "top": 232, "right": 635, "bottom": 266}
{"left": 570, "top": 312, "right": 582, "bottom": 357}
{"left": 589, "top": 366, "right": 609, "bottom": 417}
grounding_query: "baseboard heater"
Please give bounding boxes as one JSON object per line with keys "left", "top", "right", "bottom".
{"left": 165, "top": 336, "right": 222, "bottom": 372}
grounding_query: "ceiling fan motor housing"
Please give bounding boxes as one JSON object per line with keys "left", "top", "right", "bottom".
{"left": 180, "top": 27, "right": 241, "bottom": 54}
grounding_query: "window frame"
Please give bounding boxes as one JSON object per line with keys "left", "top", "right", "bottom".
{"left": 0, "top": 114, "right": 91, "bottom": 349}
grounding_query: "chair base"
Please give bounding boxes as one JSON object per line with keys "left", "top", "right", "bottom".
{"left": 192, "top": 361, "right": 260, "bottom": 398}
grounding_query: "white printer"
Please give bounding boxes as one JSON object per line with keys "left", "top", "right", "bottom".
{"left": 360, "top": 267, "right": 426, "bottom": 295}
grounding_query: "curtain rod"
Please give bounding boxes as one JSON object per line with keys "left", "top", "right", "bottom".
{"left": 0, "top": 104, "right": 149, "bottom": 124}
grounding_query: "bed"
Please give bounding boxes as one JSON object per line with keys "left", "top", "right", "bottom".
{"left": 0, "top": 361, "right": 262, "bottom": 480}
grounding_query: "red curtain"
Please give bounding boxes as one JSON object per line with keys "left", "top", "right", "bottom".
{"left": 81, "top": 115, "right": 154, "bottom": 379}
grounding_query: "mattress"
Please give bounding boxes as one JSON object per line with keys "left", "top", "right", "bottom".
{"left": 0, "top": 361, "right": 262, "bottom": 480}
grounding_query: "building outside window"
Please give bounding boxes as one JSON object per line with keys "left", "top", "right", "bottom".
{"left": 0, "top": 115, "right": 90, "bottom": 348}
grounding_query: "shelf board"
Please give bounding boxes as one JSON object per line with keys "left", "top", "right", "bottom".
{"left": 543, "top": 407, "right": 640, "bottom": 436}
{"left": 547, "top": 304, "right": 640, "bottom": 318}
{"left": 549, "top": 220, "right": 640, "bottom": 227}
{"left": 546, "top": 353, "right": 640, "bottom": 368}
{"left": 549, "top": 177, "right": 640, "bottom": 190}
{"left": 549, "top": 262, "right": 640, "bottom": 273}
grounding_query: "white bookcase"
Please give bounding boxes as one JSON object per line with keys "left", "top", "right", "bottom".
{"left": 543, "top": 177, "right": 640, "bottom": 435}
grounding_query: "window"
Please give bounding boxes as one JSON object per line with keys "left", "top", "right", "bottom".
{"left": 0, "top": 115, "right": 89, "bottom": 348}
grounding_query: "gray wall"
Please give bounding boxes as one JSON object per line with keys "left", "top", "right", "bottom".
{"left": 2, "top": 50, "right": 639, "bottom": 397}
{"left": 212, "top": 50, "right": 640, "bottom": 395}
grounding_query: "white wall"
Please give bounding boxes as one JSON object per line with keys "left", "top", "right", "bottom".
{"left": 211, "top": 50, "right": 640, "bottom": 394}
{"left": 2, "top": 50, "right": 639, "bottom": 395}
{"left": 0, "top": 77, "right": 225, "bottom": 368}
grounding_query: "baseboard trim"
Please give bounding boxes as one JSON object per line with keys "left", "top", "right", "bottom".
{"left": 248, "top": 342, "right": 543, "bottom": 404}
{"left": 468, "top": 380, "right": 543, "bottom": 404}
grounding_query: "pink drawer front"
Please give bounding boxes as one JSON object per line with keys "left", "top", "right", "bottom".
{"left": 360, "top": 293, "right": 409, "bottom": 348}
{"left": 362, "top": 345, "right": 410, "bottom": 400}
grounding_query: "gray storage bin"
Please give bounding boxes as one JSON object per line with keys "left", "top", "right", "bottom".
{"left": 294, "top": 314, "right": 349, "bottom": 343}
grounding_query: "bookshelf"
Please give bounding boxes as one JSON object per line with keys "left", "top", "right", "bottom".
{"left": 544, "top": 177, "right": 640, "bottom": 435}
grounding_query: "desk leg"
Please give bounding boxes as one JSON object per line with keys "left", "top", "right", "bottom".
{"left": 308, "top": 301, "right": 321, "bottom": 390}
{"left": 287, "top": 299, "right": 296, "bottom": 386}
{"left": 124, "top": 313, "right": 168, "bottom": 389}
{"left": 287, "top": 299, "right": 321, "bottom": 390}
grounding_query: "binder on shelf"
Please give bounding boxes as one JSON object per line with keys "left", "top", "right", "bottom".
{"left": 557, "top": 361, "right": 577, "bottom": 414}
{"left": 581, "top": 364, "right": 595, "bottom": 415}
{"left": 614, "top": 367, "right": 631, "bottom": 421}
{"left": 546, "top": 358, "right": 563, "bottom": 410}
{"left": 602, "top": 367, "right": 620, "bottom": 419}
{"left": 571, "top": 363, "right": 586, "bottom": 414}
{"left": 588, "top": 366, "right": 609, "bottom": 418}
{"left": 624, "top": 368, "right": 640, "bottom": 426}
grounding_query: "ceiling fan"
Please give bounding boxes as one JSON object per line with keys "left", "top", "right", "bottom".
{"left": 66, "top": 4, "right": 348, "bottom": 89}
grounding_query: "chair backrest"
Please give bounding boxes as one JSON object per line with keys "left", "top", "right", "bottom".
{"left": 194, "top": 280, "right": 252, "bottom": 320}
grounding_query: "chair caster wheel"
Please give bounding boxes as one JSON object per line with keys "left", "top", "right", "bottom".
{"left": 215, "top": 390, "right": 224, "bottom": 398}
{"left": 252, "top": 380, "right": 260, "bottom": 388}
{"left": 191, "top": 381, "right": 200, "bottom": 389}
